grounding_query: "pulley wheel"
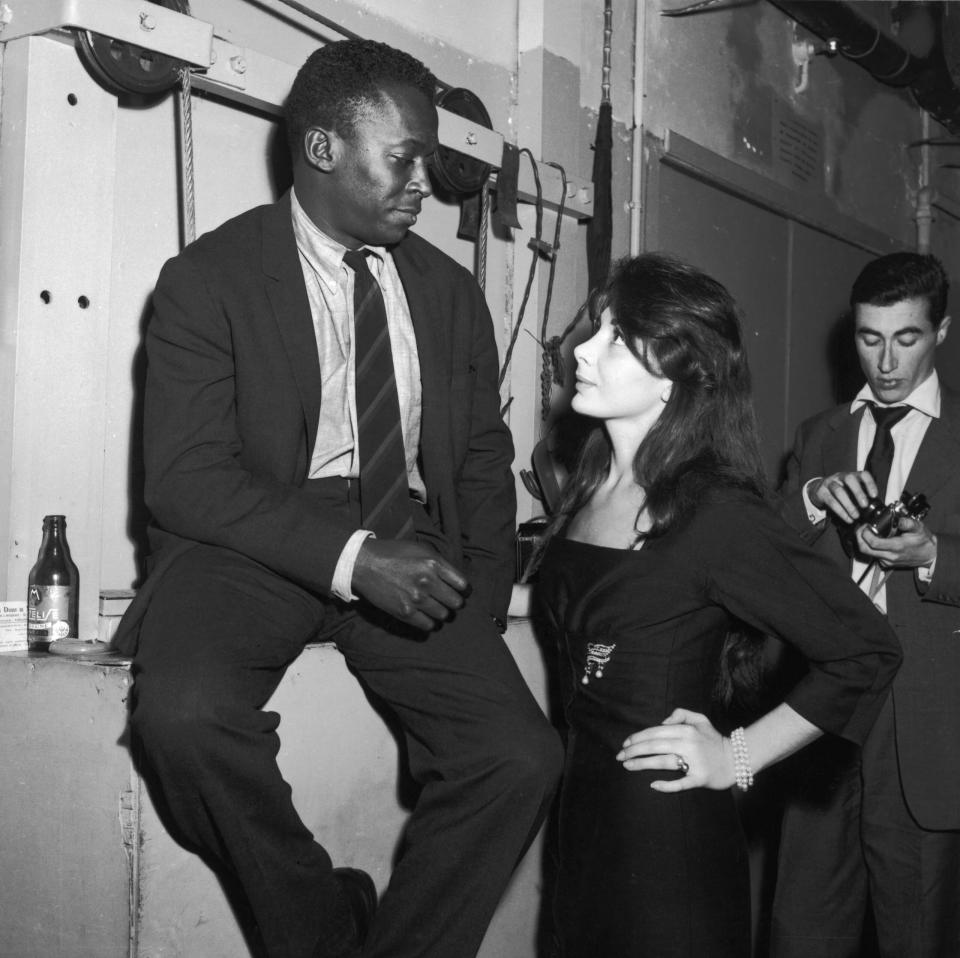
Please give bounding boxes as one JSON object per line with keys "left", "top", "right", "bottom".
{"left": 432, "top": 87, "right": 493, "bottom": 196}
{"left": 76, "top": 0, "right": 189, "bottom": 97}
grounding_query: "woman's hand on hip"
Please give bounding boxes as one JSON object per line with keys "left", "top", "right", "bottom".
{"left": 616, "top": 708, "right": 736, "bottom": 792}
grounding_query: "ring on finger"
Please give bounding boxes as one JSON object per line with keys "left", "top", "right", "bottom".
{"left": 675, "top": 753, "right": 690, "bottom": 775}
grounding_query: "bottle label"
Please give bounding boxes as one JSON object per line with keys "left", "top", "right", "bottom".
{"left": 27, "top": 585, "right": 74, "bottom": 644}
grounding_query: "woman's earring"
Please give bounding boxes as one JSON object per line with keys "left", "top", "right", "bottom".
{"left": 660, "top": 388, "right": 671, "bottom": 403}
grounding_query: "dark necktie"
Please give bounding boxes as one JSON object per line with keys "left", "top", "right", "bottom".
{"left": 343, "top": 249, "right": 414, "bottom": 539}
{"left": 864, "top": 403, "right": 910, "bottom": 502}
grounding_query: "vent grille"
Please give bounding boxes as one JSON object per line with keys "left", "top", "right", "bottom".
{"left": 774, "top": 109, "right": 821, "bottom": 186}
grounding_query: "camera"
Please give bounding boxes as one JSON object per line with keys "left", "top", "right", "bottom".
{"left": 859, "top": 490, "right": 930, "bottom": 538}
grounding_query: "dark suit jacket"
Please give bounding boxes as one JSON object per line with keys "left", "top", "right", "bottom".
{"left": 780, "top": 387, "right": 960, "bottom": 829}
{"left": 115, "top": 193, "right": 516, "bottom": 650}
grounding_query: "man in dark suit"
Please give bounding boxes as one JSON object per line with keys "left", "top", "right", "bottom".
{"left": 771, "top": 252, "right": 960, "bottom": 958}
{"left": 113, "top": 39, "right": 562, "bottom": 958}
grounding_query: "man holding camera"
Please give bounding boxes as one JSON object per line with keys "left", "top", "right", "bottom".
{"left": 770, "top": 252, "right": 960, "bottom": 958}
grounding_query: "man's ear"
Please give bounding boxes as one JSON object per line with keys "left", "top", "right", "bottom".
{"left": 303, "top": 127, "right": 337, "bottom": 172}
{"left": 937, "top": 314, "right": 951, "bottom": 346}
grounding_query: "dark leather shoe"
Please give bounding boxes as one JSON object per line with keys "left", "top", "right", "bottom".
{"left": 334, "top": 866, "right": 378, "bottom": 948}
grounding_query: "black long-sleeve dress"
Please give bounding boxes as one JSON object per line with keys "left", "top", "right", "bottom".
{"left": 536, "top": 487, "right": 902, "bottom": 958}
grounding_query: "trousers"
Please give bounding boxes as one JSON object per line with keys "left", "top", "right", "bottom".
{"left": 127, "top": 483, "right": 562, "bottom": 958}
{"left": 771, "top": 696, "right": 960, "bottom": 958}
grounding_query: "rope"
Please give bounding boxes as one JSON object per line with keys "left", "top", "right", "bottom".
{"left": 177, "top": 65, "right": 197, "bottom": 248}
{"left": 539, "top": 161, "right": 568, "bottom": 421}
{"left": 478, "top": 177, "right": 491, "bottom": 293}
{"left": 601, "top": 0, "right": 612, "bottom": 104}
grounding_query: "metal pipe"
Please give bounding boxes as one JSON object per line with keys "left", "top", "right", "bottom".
{"left": 916, "top": 110, "right": 933, "bottom": 254}
{"left": 766, "top": 0, "right": 925, "bottom": 87}
{"left": 767, "top": 0, "right": 960, "bottom": 135}
{"left": 268, "top": 0, "right": 451, "bottom": 91}
{"left": 270, "top": 0, "right": 363, "bottom": 41}
{"left": 629, "top": 0, "right": 648, "bottom": 256}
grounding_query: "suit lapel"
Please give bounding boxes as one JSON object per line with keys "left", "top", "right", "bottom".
{"left": 257, "top": 215, "right": 453, "bottom": 485}
{"left": 904, "top": 388, "right": 960, "bottom": 501}
{"left": 261, "top": 193, "right": 322, "bottom": 446}
{"left": 823, "top": 404, "right": 863, "bottom": 474}
{"left": 392, "top": 239, "right": 448, "bottom": 482}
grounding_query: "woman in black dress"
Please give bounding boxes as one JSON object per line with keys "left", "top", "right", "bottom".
{"left": 534, "top": 254, "right": 901, "bottom": 957}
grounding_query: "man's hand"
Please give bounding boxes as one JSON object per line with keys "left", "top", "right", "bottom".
{"left": 352, "top": 538, "right": 470, "bottom": 631}
{"left": 856, "top": 516, "right": 938, "bottom": 570}
{"left": 809, "top": 470, "right": 878, "bottom": 524}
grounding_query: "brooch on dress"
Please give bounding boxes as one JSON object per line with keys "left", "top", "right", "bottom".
{"left": 582, "top": 642, "right": 616, "bottom": 684}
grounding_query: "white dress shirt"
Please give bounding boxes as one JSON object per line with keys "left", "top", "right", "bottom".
{"left": 291, "top": 188, "right": 425, "bottom": 600}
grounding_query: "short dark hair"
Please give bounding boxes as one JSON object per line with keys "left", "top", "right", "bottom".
{"left": 284, "top": 39, "right": 437, "bottom": 157}
{"left": 850, "top": 251, "right": 950, "bottom": 328}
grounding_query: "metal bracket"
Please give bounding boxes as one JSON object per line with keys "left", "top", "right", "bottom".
{"left": 0, "top": 0, "right": 593, "bottom": 219}
{"left": 0, "top": 0, "right": 213, "bottom": 65}
{"left": 192, "top": 38, "right": 592, "bottom": 217}
{"left": 437, "top": 111, "right": 592, "bottom": 218}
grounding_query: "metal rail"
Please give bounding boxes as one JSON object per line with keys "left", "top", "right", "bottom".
{"left": 0, "top": 0, "right": 593, "bottom": 218}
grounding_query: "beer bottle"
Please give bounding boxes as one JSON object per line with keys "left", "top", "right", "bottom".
{"left": 27, "top": 515, "right": 79, "bottom": 651}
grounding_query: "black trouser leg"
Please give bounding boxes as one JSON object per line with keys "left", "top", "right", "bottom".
{"left": 337, "top": 602, "right": 563, "bottom": 958}
{"left": 860, "top": 700, "right": 960, "bottom": 958}
{"left": 129, "top": 545, "right": 355, "bottom": 958}
{"left": 771, "top": 699, "right": 960, "bottom": 958}
{"left": 770, "top": 737, "right": 868, "bottom": 958}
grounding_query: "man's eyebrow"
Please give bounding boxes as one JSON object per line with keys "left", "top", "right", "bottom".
{"left": 857, "top": 325, "right": 926, "bottom": 337}
{"left": 391, "top": 134, "right": 435, "bottom": 148}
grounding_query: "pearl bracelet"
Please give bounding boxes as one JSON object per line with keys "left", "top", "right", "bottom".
{"left": 730, "top": 726, "right": 754, "bottom": 792}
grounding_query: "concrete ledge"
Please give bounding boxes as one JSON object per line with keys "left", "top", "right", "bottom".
{"left": 0, "top": 617, "right": 550, "bottom": 958}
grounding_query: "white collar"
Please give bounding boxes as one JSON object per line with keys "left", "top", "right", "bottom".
{"left": 290, "top": 187, "right": 388, "bottom": 292}
{"left": 850, "top": 370, "right": 941, "bottom": 420}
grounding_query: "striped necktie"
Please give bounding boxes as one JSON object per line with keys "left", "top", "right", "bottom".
{"left": 344, "top": 249, "right": 415, "bottom": 539}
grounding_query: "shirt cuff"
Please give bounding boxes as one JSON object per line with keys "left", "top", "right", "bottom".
{"left": 331, "top": 529, "right": 375, "bottom": 602}
{"left": 917, "top": 556, "right": 937, "bottom": 584}
{"left": 802, "top": 478, "right": 827, "bottom": 525}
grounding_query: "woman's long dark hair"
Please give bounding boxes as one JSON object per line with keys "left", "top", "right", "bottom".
{"left": 536, "top": 253, "right": 769, "bottom": 708}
